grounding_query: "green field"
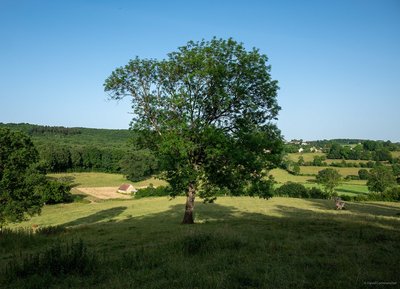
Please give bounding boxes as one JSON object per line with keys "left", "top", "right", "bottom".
{"left": 299, "top": 166, "right": 363, "bottom": 177}
{"left": 287, "top": 152, "right": 325, "bottom": 162}
{"left": 270, "top": 168, "right": 368, "bottom": 196}
{"left": 2, "top": 197, "right": 399, "bottom": 289}
{"left": 51, "top": 169, "right": 369, "bottom": 198}
{"left": 49, "top": 172, "right": 167, "bottom": 188}
{"left": 392, "top": 151, "right": 400, "bottom": 158}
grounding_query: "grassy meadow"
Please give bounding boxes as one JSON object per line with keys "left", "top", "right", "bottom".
{"left": 49, "top": 172, "right": 167, "bottom": 188}
{"left": 1, "top": 196, "right": 400, "bottom": 289}
{"left": 2, "top": 149, "right": 399, "bottom": 288}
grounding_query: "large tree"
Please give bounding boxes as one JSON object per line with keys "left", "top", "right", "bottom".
{"left": 104, "top": 38, "right": 283, "bottom": 224}
{"left": 316, "top": 168, "right": 341, "bottom": 196}
{"left": 367, "top": 165, "right": 396, "bottom": 193}
{"left": 0, "top": 128, "right": 45, "bottom": 227}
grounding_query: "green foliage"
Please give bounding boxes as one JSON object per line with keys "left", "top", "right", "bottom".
{"left": 312, "top": 155, "right": 326, "bottom": 166}
{"left": 0, "top": 123, "right": 129, "bottom": 174}
{"left": 308, "top": 187, "right": 330, "bottom": 199}
{"left": 0, "top": 128, "right": 44, "bottom": 227}
{"left": 134, "top": 185, "right": 172, "bottom": 199}
{"left": 246, "top": 176, "right": 275, "bottom": 199}
{"left": 381, "top": 186, "right": 400, "bottom": 201}
{"left": 275, "top": 182, "right": 310, "bottom": 198}
{"left": 316, "top": 168, "right": 341, "bottom": 196}
{"left": 327, "top": 140, "right": 396, "bottom": 161}
{"left": 358, "top": 168, "right": 370, "bottom": 180}
{"left": 104, "top": 38, "right": 283, "bottom": 221}
{"left": 41, "top": 180, "right": 72, "bottom": 204}
{"left": 367, "top": 166, "right": 396, "bottom": 193}
{"left": 120, "top": 149, "right": 158, "bottom": 182}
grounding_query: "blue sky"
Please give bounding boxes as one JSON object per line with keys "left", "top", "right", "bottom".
{"left": 0, "top": 0, "right": 399, "bottom": 141}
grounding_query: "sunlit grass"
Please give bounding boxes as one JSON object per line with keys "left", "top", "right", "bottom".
{"left": 300, "top": 166, "right": 362, "bottom": 176}
{"left": 2, "top": 197, "right": 400, "bottom": 288}
{"left": 48, "top": 172, "right": 167, "bottom": 188}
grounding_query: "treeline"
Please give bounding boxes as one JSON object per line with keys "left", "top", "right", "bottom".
{"left": 1, "top": 123, "right": 161, "bottom": 179}
{"left": 29, "top": 125, "right": 82, "bottom": 136}
{"left": 327, "top": 142, "right": 395, "bottom": 161}
{"left": 285, "top": 139, "right": 400, "bottom": 156}
{"left": 0, "top": 123, "right": 131, "bottom": 150}
{"left": 38, "top": 145, "right": 125, "bottom": 173}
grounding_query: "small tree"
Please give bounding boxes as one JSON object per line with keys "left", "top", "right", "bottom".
{"left": 0, "top": 128, "right": 45, "bottom": 227}
{"left": 367, "top": 166, "right": 396, "bottom": 193}
{"left": 105, "top": 38, "right": 283, "bottom": 223}
{"left": 316, "top": 168, "right": 341, "bottom": 196}
{"left": 358, "top": 168, "right": 370, "bottom": 180}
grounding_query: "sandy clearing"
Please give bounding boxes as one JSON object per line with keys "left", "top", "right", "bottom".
{"left": 76, "top": 187, "right": 132, "bottom": 199}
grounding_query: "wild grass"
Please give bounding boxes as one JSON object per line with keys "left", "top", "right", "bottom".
{"left": 1, "top": 197, "right": 399, "bottom": 288}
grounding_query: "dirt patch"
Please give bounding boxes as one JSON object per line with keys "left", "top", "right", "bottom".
{"left": 76, "top": 187, "right": 132, "bottom": 200}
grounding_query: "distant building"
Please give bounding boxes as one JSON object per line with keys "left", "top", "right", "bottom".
{"left": 117, "top": 184, "right": 137, "bottom": 194}
{"left": 298, "top": 148, "right": 304, "bottom": 153}
{"left": 310, "top": 146, "right": 321, "bottom": 153}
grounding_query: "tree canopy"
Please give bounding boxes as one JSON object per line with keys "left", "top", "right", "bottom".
{"left": 0, "top": 128, "right": 45, "bottom": 226}
{"left": 104, "top": 38, "right": 283, "bottom": 223}
{"left": 316, "top": 168, "right": 341, "bottom": 196}
{"left": 367, "top": 165, "right": 396, "bottom": 193}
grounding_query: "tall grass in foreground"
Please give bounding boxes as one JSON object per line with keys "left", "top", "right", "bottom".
{"left": 1, "top": 197, "right": 399, "bottom": 289}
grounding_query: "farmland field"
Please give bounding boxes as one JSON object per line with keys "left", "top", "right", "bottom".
{"left": 1, "top": 196, "right": 399, "bottom": 289}
{"left": 270, "top": 168, "right": 368, "bottom": 195}
{"left": 299, "top": 166, "right": 363, "bottom": 177}
{"left": 49, "top": 172, "right": 167, "bottom": 188}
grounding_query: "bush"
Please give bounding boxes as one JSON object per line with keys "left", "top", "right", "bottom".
{"left": 275, "top": 182, "right": 309, "bottom": 198}
{"left": 308, "top": 187, "right": 329, "bottom": 199}
{"left": 345, "top": 175, "right": 359, "bottom": 180}
{"left": 41, "top": 180, "right": 73, "bottom": 204}
{"left": 134, "top": 185, "right": 171, "bottom": 199}
{"left": 358, "top": 169, "right": 370, "bottom": 180}
{"left": 339, "top": 195, "right": 352, "bottom": 201}
{"left": 381, "top": 187, "right": 400, "bottom": 201}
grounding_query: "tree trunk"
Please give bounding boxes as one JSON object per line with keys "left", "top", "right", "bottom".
{"left": 182, "top": 182, "right": 196, "bottom": 224}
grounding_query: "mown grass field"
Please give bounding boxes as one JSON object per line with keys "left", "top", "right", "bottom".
{"left": 299, "top": 166, "right": 363, "bottom": 177}
{"left": 270, "top": 169, "right": 368, "bottom": 196}
{"left": 49, "top": 172, "right": 167, "bottom": 188}
{"left": 1, "top": 197, "right": 399, "bottom": 289}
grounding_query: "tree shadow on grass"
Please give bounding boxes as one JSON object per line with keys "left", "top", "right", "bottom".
{"left": 3, "top": 198, "right": 400, "bottom": 289}
{"left": 62, "top": 206, "right": 127, "bottom": 227}
{"left": 301, "top": 198, "right": 400, "bottom": 219}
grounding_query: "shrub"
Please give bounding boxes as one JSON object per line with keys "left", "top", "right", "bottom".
{"left": 345, "top": 175, "right": 359, "bottom": 180}
{"left": 381, "top": 187, "right": 400, "bottom": 201}
{"left": 358, "top": 169, "right": 370, "bottom": 180}
{"left": 275, "top": 182, "right": 309, "bottom": 198}
{"left": 134, "top": 185, "right": 172, "bottom": 199}
{"left": 308, "top": 187, "right": 329, "bottom": 199}
{"left": 41, "top": 180, "right": 73, "bottom": 204}
{"left": 339, "top": 195, "right": 353, "bottom": 201}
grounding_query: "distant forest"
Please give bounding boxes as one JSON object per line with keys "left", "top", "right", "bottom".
{"left": 1, "top": 123, "right": 399, "bottom": 175}
{"left": 0, "top": 123, "right": 131, "bottom": 173}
